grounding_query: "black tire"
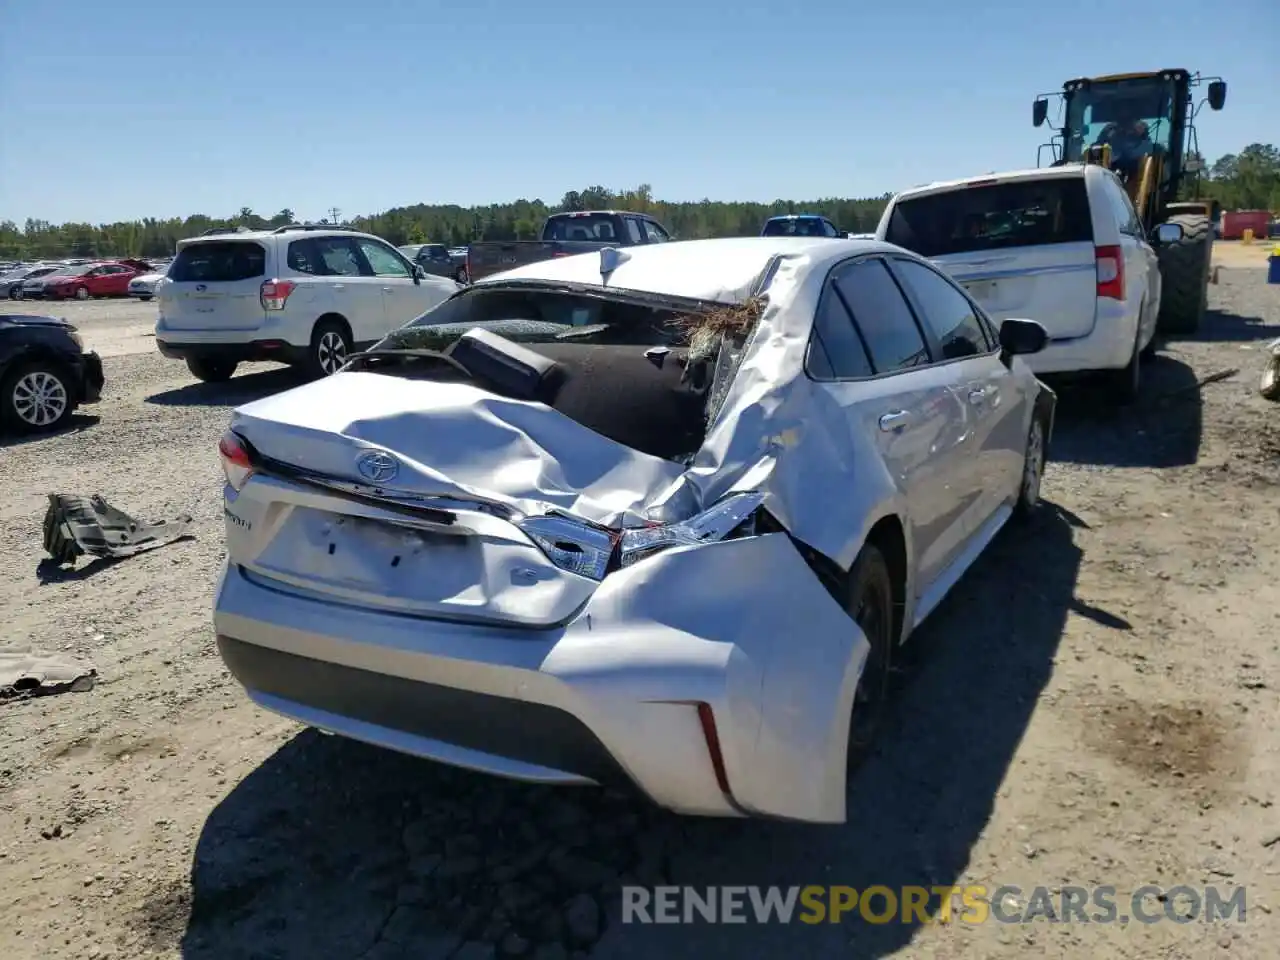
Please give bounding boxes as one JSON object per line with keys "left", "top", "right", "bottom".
{"left": 1106, "top": 327, "right": 1142, "bottom": 405}
{"left": 845, "top": 543, "right": 895, "bottom": 765}
{"left": 455, "top": 267, "right": 468, "bottom": 284}
{"left": 305, "top": 317, "right": 352, "bottom": 378}
{"left": 138, "top": 295, "right": 152, "bottom": 302}
{"left": 1, "top": 359, "right": 74, "bottom": 434}
{"left": 1155, "top": 213, "right": 1212, "bottom": 336}
{"left": 7, "top": 287, "right": 17, "bottom": 300}
{"left": 1013, "top": 413, "right": 1047, "bottom": 521}
{"left": 185, "top": 357, "right": 238, "bottom": 383}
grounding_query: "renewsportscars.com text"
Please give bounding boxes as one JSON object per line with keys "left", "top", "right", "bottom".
{"left": 621, "top": 884, "right": 1248, "bottom": 926}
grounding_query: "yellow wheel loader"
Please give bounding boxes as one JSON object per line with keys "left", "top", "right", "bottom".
{"left": 1033, "top": 69, "right": 1226, "bottom": 334}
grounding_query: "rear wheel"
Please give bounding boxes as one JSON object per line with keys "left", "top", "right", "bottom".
{"left": 1, "top": 360, "right": 73, "bottom": 433}
{"left": 306, "top": 318, "right": 352, "bottom": 378}
{"left": 845, "top": 543, "right": 894, "bottom": 765}
{"left": 1106, "top": 326, "right": 1142, "bottom": 405}
{"left": 185, "top": 357, "right": 238, "bottom": 383}
{"left": 1155, "top": 213, "right": 1212, "bottom": 336}
{"left": 455, "top": 267, "right": 468, "bottom": 284}
{"left": 1013, "top": 414, "right": 1046, "bottom": 521}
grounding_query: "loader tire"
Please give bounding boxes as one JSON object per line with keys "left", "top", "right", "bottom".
{"left": 1155, "top": 213, "right": 1212, "bottom": 336}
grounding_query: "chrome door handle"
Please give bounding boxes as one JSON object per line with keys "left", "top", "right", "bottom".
{"left": 333, "top": 284, "right": 345, "bottom": 291}
{"left": 968, "top": 388, "right": 988, "bottom": 405}
{"left": 382, "top": 286, "right": 393, "bottom": 292}
{"left": 879, "top": 411, "right": 911, "bottom": 432}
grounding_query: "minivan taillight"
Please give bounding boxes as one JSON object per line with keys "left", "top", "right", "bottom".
{"left": 1095, "top": 245, "right": 1124, "bottom": 300}
{"left": 260, "top": 279, "right": 296, "bottom": 310}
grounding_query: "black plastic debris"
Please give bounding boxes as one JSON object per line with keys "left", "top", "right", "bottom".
{"left": 42, "top": 494, "right": 193, "bottom": 566}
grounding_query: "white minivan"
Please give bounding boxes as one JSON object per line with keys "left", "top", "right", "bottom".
{"left": 877, "top": 165, "right": 1179, "bottom": 402}
{"left": 154, "top": 226, "right": 460, "bottom": 383}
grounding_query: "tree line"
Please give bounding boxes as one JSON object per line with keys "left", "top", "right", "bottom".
{"left": 2, "top": 144, "right": 1275, "bottom": 262}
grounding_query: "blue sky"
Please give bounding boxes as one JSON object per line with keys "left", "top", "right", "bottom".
{"left": 1, "top": 0, "right": 1275, "bottom": 225}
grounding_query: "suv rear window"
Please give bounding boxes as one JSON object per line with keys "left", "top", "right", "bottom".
{"left": 884, "top": 178, "right": 1093, "bottom": 257}
{"left": 169, "top": 241, "right": 266, "bottom": 282}
{"left": 762, "top": 218, "right": 832, "bottom": 237}
{"left": 543, "top": 214, "right": 621, "bottom": 242}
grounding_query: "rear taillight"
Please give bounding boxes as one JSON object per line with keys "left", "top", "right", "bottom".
{"left": 218, "top": 430, "right": 254, "bottom": 492}
{"left": 1095, "top": 245, "right": 1124, "bottom": 300}
{"left": 260, "top": 278, "right": 296, "bottom": 310}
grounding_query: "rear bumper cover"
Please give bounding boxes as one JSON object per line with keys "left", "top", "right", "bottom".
{"left": 214, "top": 531, "right": 869, "bottom": 822}
{"left": 157, "top": 339, "right": 307, "bottom": 366}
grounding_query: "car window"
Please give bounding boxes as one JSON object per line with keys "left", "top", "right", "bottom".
{"left": 170, "top": 241, "right": 266, "bottom": 282}
{"left": 891, "top": 259, "right": 993, "bottom": 358}
{"left": 642, "top": 220, "right": 670, "bottom": 243}
{"left": 831, "top": 258, "right": 930, "bottom": 373}
{"left": 822, "top": 220, "right": 839, "bottom": 237}
{"left": 624, "top": 218, "right": 643, "bottom": 243}
{"left": 884, "top": 177, "right": 1094, "bottom": 256}
{"left": 358, "top": 239, "right": 411, "bottom": 278}
{"left": 807, "top": 285, "right": 873, "bottom": 379}
{"left": 311, "top": 237, "right": 366, "bottom": 277}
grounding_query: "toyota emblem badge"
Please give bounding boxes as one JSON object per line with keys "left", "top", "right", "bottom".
{"left": 355, "top": 450, "right": 399, "bottom": 483}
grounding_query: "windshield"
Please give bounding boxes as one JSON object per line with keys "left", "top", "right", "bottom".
{"left": 1064, "top": 77, "right": 1176, "bottom": 163}
{"left": 762, "top": 217, "right": 830, "bottom": 237}
{"left": 47, "top": 264, "right": 94, "bottom": 277}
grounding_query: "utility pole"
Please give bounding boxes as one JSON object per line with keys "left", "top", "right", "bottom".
{"left": 327, "top": 207, "right": 341, "bottom": 226}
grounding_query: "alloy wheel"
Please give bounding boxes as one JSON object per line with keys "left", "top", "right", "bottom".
{"left": 13, "top": 370, "right": 68, "bottom": 427}
{"left": 316, "top": 331, "right": 348, "bottom": 374}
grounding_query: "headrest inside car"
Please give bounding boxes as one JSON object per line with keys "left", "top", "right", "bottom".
{"left": 446, "top": 328, "right": 566, "bottom": 404}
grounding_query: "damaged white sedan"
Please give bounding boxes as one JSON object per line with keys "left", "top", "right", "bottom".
{"left": 213, "top": 237, "right": 1055, "bottom": 823}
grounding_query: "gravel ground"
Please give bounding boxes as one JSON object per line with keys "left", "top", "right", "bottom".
{"left": 1, "top": 266, "right": 1278, "bottom": 960}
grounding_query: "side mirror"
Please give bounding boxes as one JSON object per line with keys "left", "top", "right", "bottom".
{"left": 1207, "top": 80, "right": 1226, "bottom": 111}
{"left": 1154, "top": 222, "right": 1183, "bottom": 245}
{"left": 412, "top": 264, "right": 425, "bottom": 284}
{"left": 1032, "top": 98, "right": 1048, "bottom": 128}
{"left": 998, "top": 318, "right": 1048, "bottom": 356}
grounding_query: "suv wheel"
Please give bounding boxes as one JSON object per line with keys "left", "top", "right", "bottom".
{"left": 185, "top": 357, "right": 238, "bottom": 383}
{"left": 307, "top": 319, "right": 352, "bottom": 378}
{"left": 455, "top": 267, "right": 468, "bottom": 284}
{"left": 2, "top": 360, "right": 73, "bottom": 433}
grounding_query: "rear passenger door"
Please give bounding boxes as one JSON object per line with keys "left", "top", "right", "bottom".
{"left": 290, "top": 236, "right": 384, "bottom": 342}
{"left": 807, "top": 256, "right": 972, "bottom": 596}
{"left": 354, "top": 238, "right": 420, "bottom": 334}
{"left": 889, "top": 256, "right": 1030, "bottom": 533}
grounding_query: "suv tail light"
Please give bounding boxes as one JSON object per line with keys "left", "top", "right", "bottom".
{"left": 1095, "top": 245, "right": 1124, "bottom": 300}
{"left": 260, "top": 278, "right": 296, "bottom": 310}
{"left": 218, "top": 430, "right": 254, "bottom": 492}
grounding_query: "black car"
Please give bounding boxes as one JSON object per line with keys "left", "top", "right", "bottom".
{"left": 0, "top": 314, "right": 104, "bottom": 434}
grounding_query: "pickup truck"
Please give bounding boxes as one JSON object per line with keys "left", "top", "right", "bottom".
{"left": 465, "top": 210, "right": 674, "bottom": 282}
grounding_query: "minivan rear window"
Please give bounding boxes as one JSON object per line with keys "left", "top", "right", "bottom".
{"left": 884, "top": 178, "right": 1093, "bottom": 257}
{"left": 169, "top": 241, "right": 266, "bottom": 283}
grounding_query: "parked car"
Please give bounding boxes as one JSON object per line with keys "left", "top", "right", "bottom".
{"left": 212, "top": 236, "right": 1055, "bottom": 823}
{"left": 399, "top": 243, "right": 469, "bottom": 284}
{"left": 465, "top": 210, "right": 675, "bottom": 283}
{"left": 4, "top": 264, "right": 62, "bottom": 299}
{"left": 128, "top": 268, "right": 169, "bottom": 301}
{"left": 876, "top": 165, "right": 1176, "bottom": 403}
{"left": 0, "top": 313, "right": 104, "bottom": 433}
{"left": 40, "top": 259, "right": 152, "bottom": 300}
{"left": 761, "top": 214, "right": 844, "bottom": 238}
{"left": 153, "top": 224, "right": 460, "bottom": 382}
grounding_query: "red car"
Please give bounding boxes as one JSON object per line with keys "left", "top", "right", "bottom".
{"left": 42, "top": 259, "right": 153, "bottom": 300}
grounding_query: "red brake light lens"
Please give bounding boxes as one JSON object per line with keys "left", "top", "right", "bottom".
{"left": 1095, "top": 245, "right": 1125, "bottom": 300}
{"left": 260, "top": 279, "right": 296, "bottom": 310}
{"left": 218, "top": 430, "right": 254, "bottom": 492}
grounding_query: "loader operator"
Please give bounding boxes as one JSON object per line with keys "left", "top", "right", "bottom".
{"left": 1094, "top": 116, "right": 1154, "bottom": 181}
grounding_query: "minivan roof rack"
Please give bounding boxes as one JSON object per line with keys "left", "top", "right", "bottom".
{"left": 270, "top": 222, "right": 359, "bottom": 235}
